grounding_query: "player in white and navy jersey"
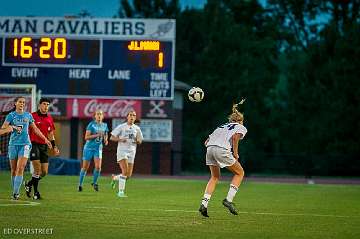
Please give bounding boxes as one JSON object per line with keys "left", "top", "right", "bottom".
{"left": 110, "top": 110, "right": 143, "bottom": 197}
{"left": 1, "top": 96, "right": 52, "bottom": 200}
{"left": 199, "top": 101, "right": 247, "bottom": 217}
{"left": 78, "top": 110, "right": 109, "bottom": 192}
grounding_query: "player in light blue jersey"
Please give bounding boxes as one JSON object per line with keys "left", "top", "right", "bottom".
{"left": 78, "top": 110, "right": 109, "bottom": 192}
{"left": 1, "top": 97, "right": 52, "bottom": 200}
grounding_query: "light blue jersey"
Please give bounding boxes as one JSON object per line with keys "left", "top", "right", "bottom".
{"left": 84, "top": 121, "right": 109, "bottom": 150}
{"left": 5, "top": 111, "right": 34, "bottom": 146}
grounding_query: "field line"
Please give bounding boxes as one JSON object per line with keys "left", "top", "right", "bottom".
{"left": 0, "top": 199, "right": 40, "bottom": 206}
{"left": 87, "top": 206, "right": 360, "bottom": 218}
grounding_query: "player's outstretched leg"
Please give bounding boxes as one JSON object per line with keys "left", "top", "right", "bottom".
{"left": 199, "top": 166, "right": 220, "bottom": 218}
{"left": 223, "top": 161, "right": 244, "bottom": 215}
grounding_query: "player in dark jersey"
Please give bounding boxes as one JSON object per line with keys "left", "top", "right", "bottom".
{"left": 24, "top": 98, "right": 60, "bottom": 200}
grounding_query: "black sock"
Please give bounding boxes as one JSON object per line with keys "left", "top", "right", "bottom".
{"left": 33, "top": 176, "right": 40, "bottom": 193}
{"left": 27, "top": 178, "right": 33, "bottom": 186}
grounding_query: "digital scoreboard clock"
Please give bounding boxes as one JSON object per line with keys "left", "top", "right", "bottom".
{"left": 0, "top": 17, "right": 175, "bottom": 99}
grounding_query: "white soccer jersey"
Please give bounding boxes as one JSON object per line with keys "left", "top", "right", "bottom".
{"left": 111, "top": 122, "right": 143, "bottom": 152}
{"left": 206, "top": 122, "right": 247, "bottom": 150}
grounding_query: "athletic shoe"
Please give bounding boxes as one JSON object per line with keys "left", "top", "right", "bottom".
{"left": 92, "top": 183, "right": 99, "bottom": 192}
{"left": 33, "top": 192, "right": 41, "bottom": 200}
{"left": 110, "top": 175, "right": 116, "bottom": 189}
{"left": 222, "top": 199, "right": 238, "bottom": 215}
{"left": 117, "top": 191, "right": 127, "bottom": 198}
{"left": 24, "top": 181, "right": 32, "bottom": 198}
{"left": 198, "top": 204, "right": 209, "bottom": 217}
{"left": 78, "top": 186, "right": 83, "bottom": 192}
{"left": 11, "top": 193, "right": 20, "bottom": 200}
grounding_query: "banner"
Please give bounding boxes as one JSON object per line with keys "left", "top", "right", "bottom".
{"left": 66, "top": 98, "right": 141, "bottom": 119}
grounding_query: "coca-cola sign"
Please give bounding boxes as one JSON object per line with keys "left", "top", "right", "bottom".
{"left": 66, "top": 98, "right": 141, "bottom": 118}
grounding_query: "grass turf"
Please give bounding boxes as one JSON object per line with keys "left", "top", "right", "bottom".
{"left": 0, "top": 172, "right": 360, "bottom": 239}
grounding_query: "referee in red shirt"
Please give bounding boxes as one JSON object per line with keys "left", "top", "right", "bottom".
{"left": 24, "top": 98, "right": 60, "bottom": 199}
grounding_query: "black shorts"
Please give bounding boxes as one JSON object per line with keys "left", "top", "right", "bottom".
{"left": 30, "top": 143, "right": 49, "bottom": 163}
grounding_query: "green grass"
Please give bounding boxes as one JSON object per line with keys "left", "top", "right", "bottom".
{"left": 0, "top": 172, "right": 360, "bottom": 239}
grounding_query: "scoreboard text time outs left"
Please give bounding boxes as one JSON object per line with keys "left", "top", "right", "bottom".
{"left": 0, "top": 17, "right": 175, "bottom": 100}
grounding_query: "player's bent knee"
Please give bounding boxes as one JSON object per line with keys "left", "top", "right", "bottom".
{"left": 211, "top": 175, "right": 220, "bottom": 182}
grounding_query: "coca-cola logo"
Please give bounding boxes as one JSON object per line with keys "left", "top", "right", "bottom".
{"left": 82, "top": 99, "right": 137, "bottom": 118}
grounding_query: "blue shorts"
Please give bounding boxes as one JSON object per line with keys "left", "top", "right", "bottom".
{"left": 8, "top": 144, "right": 32, "bottom": 160}
{"left": 82, "top": 147, "right": 102, "bottom": 161}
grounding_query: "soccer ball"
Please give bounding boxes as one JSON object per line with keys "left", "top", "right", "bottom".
{"left": 188, "top": 87, "right": 204, "bottom": 102}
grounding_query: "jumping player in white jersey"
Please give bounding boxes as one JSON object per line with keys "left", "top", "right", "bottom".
{"left": 199, "top": 100, "right": 247, "bottom": 217}
{"left": 110, "top": 110, "right": 143, "bottom": 197}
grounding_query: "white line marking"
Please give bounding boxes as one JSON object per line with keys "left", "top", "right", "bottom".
{"left": 0, "top": 199, "right": 40, "bottom": 206}
{"left": 86, "top": 206, "right": 359, "bottom": 218}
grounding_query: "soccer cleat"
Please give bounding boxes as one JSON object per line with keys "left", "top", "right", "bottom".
{"left": 222, "top": 199, "right": 238, "bottom": 215}
{"left": 199, "top": 204, "right": 209, "bottom": 217}
{"left": 92, "top": 183, "right": 99, "bottom": 192}
{"left": 110, "top": 175, "right": 116, "bottom": 189}
{"left": 78, "top": 186, "right": 83, "bottom": 192}
{"left": 11, "top": 193, "right": 20, "bottom": 200}
{"left": 24, "top": 181, "right": 32, "bottom": 198}
{"left": 117, "top": 191, "right": 127, "bottom": 198}
{"left": 33, "top": 192, "right": 41, "bottom": 200}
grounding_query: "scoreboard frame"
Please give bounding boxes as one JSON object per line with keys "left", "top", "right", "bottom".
{"left": 0, "top": 17, "right": 176, "bottom": 100}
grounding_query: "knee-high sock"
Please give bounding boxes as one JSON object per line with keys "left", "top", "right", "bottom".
{"left": 13, "top": 176, "right": 23, "bottom": 194}
{"left": 93, "top": 169, "right": 100, "bottom": 184}
{"left": 226, "top": 184, "right": 238, "bottom": 202}
{"left": 118, "top": 175, "right": 127, "bottom": 192}
{"left": 32, "top": 174, "right": 41, "bottom": 193}
{"left": 79, "top": 169, "right": 86, "bottom": 186}
{"left": 11, "top": 176, "right": 15, "bottom": 190}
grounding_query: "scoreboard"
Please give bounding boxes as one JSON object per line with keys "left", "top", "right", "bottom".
{"left": 0, "top": 17, "right": 175, "bottom": 99}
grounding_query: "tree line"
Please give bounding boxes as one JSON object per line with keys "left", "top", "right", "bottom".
{"left": 116, "top": 0, "right": 360, "bottom": 175}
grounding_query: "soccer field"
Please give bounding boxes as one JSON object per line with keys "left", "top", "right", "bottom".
{"left": 0, "top": 172, "right": 360, "bottom": 239}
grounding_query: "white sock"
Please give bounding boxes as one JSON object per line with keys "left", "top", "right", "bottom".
{"left": 113, "top": 174, "right": 120, "bottom": 180}
{"left": 201, "top": 193, "right": 211, "bottom": 208}
{"left": 118, "top": 175, "right": 127, "bottom": 192}
{"left": 226, "top": 184, "right": 238, "bottom": 202}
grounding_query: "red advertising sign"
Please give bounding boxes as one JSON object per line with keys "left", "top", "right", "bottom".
{"left": 66, "top": 98, "right": 142, "bottom": 118}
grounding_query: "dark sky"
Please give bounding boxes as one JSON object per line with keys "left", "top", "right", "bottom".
{"left": 0, "top": 0, "right": 207, "bottom": 17}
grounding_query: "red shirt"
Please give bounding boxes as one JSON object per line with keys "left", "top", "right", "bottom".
{"left": 29, "top": 111, "right": 55, "bottom": 144}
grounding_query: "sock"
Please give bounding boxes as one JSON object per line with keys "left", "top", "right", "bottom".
{"left": 32, "top": 174, "right": 40, "bottom": 193}
{"left": 93, "top": 169, "right": 100, "bottom": 184}
{"left": 118, "top": 175, "right": 127, "bottom": 192}
{"left": 201, "top": 193, "right": 211, "bottom": 208}
{"left": 226, "top": 184, "right": 238, "bottom": 202}
{"left": 79, "top": 169, "right": 86, "bottom": 186}
{"left": 11, "top": 176, "right": 15, "bottom": 190}
{"left": 113, "top": 174, "right": 120, "bottom": 180}
{"left": 13, "top": 175, "right": 23, "bottom": 195}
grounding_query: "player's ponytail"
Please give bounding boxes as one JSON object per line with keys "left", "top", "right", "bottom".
{"left": 228, "top": 98, "right": 245, "bottom": 124}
